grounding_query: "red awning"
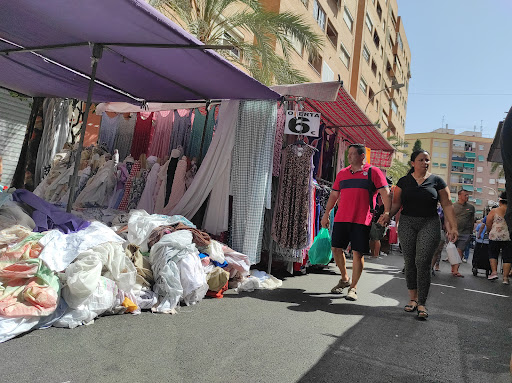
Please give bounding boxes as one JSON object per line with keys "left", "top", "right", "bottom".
{"left": 304, "top": 86, "right": 394, "bottom": 167}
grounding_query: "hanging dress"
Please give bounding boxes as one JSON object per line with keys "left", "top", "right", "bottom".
{"left": 114, "top": 113, "right": 136, "bottom": 161}
{"left": 118, "top": 161, "right": 141, "bottom": 211}
{"left": 130, "top": 112, "right": 154, "bottom": 160}
{"left": 187, "top": 108, "right": 215, "bottom": 160}
{"left": 271, "top": 145, "right": 315, "bottom": 249}
{"left": 163, "top": 156, "right": 188, "bottom": 215}
{"left": 137, "top": 162, "right": 161, "bottom": 214}
{"left": 169, "top": 109, "right": 192, "bottom": 153}
{"left": 98, "top": 112, "right": 121, "bottom": 153}
{"left": 148, "top": 111, "right": 173, "bottom": 159}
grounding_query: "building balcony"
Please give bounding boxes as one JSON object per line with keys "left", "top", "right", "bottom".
{"left": 452, "top": 155, "right": 475, "bottom": 163}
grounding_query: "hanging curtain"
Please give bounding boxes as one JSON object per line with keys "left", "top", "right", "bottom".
{"left": 231, "top": 100, "right": 277, "bottom": 264}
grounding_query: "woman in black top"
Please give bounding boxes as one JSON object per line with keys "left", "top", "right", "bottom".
{"left": 379, "top": 150, "right": 458, "bottom": 319}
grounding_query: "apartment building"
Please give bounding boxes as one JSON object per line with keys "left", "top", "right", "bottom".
{"left": 405, "top": 129, "right": 499, "bottom": 218}
{"left": 261, "top": 0, "right": 411, "bottom": 157}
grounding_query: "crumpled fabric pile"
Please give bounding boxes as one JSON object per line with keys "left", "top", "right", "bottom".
{"left": 0, "top": 190, "right": 282, "bottom": 343}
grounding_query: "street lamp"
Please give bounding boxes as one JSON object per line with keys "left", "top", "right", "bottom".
{"left": 480, "top": 185, "right": 499, "bottom": 197}
{"left": 364, "top": 83, "right": 405, "bottom": 114}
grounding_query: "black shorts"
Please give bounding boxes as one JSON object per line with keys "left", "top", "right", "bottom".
{"left": 488, "top": 240, "right": 512, "bottom": 263}
{"left": 331, "top": 222, "right": 371, "bottom": 254}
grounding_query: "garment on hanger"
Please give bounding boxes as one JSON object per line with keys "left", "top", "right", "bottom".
{"left": 272, "top": 105, "right": 286, "bottom": 177}
{"left": 169, "top": 109, "right": 192, "bottom": 153}
{"left": 127, "top": 168, "right": 149, "bottom": 211}
{"left": 137, "top": 162, "right": 160, "bottom": 214}
{"left": 187, "top": 107, "right": 215, "bottom": 160}
{"left": 114, "top": 113, "right": 136, "bottom": 161}
{"left": 34, "top": 98, "right": 71, "bottom": 186}
{"left": 164, "top": 156, "right": 188, "bottom": 214}
{"left": 98, "top": 112, "right": 120, "bottom": 154}
{"left": 148, "top": 111, "right": 173, "bottom": 159}
{"left": 231, "top": 100, "right": 277, "bottom": 264}
{"left": 74, "top": 160, "right": 116, "bottom": 208}
{"left": 272, "top": 145, "right": 315, "bottom": 249}
{"left": 165, "top": 148, "right": 182, "bottom": 203}
{"left": 118, "top": 160, "right": 141, "bottom": 211}
{"left": 153, "top": 159, "right": 170, "bottom": 214}
{"left": 130, "top": 112, "right": 154, "bottom": 160}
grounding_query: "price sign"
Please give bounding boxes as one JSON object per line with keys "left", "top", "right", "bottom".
{"left": 284, "top": 110, "right": 321, "bottom": 137}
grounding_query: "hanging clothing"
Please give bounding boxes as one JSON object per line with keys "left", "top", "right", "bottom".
{"left": 114, "top": 113, "right": 136, "bottom": 161}
{"left": 164, "top": 156, "right": 188, "bottom": 214}
{"left": 137, "top": 162, "right": 160, "bottom": 214}
{"left": 130, "top": 112, "right": 154, "bottom": 160}
{"left": 35, "top": 98, "right": 70, "bottom": 186}
{"left": 118, "top": 161, "right": 141, "bottom": 211}
{"left": 165, "top": 156, "right": 180, "bottom": 204}
{"left": 127, "top": 168, "right": 149, "bottom": 211}
{"left": 187, "top": 107, "right": 215, "bottom": 160}
{"left": 153, "top": 159, "right": 170, "bottom": 214}
{"left": 231, "top": 100, "right": 277, "bottom": 264}
{"left": 74, "top": 160, "right": 116, "bottom": 208}
{"left": 172, "top": 100, "right": 239, "bottom": 235}
{"left": 272, "top": 145, "right": 315, "bottom": 249}
{"left": 272, "top": 105, "right": 286, "bottom": 177}
{"left": 169, "top": 109, "right": 192, "bottom": 153}
{"left": 148, "top": 111, "right": 173, "bottom": 159}
{"left": 98, "top": 112, "right": 120, "bottom": 153}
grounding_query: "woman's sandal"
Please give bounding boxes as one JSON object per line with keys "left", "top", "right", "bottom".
{"left": 452, "top": 272, "right": 464, "bottom": 278}
{"left": 404, "top": 300, "right": 418, "bottom": 312}
{"left": 417, "top": 307, "right": 428, "bottom": 320}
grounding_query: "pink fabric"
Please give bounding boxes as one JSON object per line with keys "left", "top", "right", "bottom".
{"left": 163, "top": 157, "right": 188, "bottom": 214}
{"left": 148, "top": 111, "right": 173, "bottom": 158}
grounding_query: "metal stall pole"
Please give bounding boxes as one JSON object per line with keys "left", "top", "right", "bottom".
{"left": 66, "top": 43, "right": 103, "bottom": 212}
{"left": 197, "top": 100, "right": 211, "bottom": 167}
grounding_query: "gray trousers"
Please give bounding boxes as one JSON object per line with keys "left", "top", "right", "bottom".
{"left": 398, "top": 215, "right": 441, "bottom": 306}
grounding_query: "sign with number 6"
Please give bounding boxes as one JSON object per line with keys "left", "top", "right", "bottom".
{"left": 284, "top": 110, "right": 321, "bottom": 137}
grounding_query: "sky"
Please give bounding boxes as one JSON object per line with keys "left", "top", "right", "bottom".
{"left": 397, "top": 0, "right": 512, "bottom": 139}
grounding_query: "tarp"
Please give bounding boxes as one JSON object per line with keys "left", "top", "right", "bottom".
{"left": 488, "top": 121, "right": 503, "bottom": 163}
{"left": 272, "top": 82, "right": 395, "bottom": 167}
{"left": 0, "top": 0, "right": 279, "bottom": 103}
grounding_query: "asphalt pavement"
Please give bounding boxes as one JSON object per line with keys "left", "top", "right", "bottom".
{"left": 1, "top": 249, "right": 511, "bottom": 383}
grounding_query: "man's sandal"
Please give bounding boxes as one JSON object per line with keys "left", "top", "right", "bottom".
{"left": 417, "top": 307, "right": 428, "bottom": 320}
{"left": 404, "top": 300, "right": 418, "bottom": 312}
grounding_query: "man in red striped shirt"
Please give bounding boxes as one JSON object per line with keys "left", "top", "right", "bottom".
{"left": 321, "top": 144, "right": 391, "bottom": 301}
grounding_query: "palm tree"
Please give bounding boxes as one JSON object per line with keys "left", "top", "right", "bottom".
{"left": 148, "top": 0, "right": 324, "bottom": 85}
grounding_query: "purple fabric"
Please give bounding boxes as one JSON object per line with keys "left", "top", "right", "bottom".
{"left": 12, "top": 189, "right": 91, "bottom": 234}
{"left": 0, "top": 0, "right": 280, "bottom": 103}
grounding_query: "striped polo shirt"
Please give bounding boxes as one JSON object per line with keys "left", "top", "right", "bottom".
{"left": 332, "top": 163, "right": 388, "bottom": 226}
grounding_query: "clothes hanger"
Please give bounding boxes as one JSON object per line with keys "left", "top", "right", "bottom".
{"left": 289, "top": 135, "right": 319, "bottom": 151}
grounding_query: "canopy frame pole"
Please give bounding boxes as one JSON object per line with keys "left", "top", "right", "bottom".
{"left": 66, "top": 43, "right": 103, "bottom": 212}
{"left": 198, "top": 100, "right": 211, "bottom": 166}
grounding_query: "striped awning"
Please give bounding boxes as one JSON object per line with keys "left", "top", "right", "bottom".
{"left": 465, "top": 152, "right": 476, "bottom": 158}
{"left": 463, "top": 163, "right": 475, "bottom": 168}
{"left": 452, "top": 161, "right": 463, "bottom": 167}
{"left": 291, "top": 83, "right": 395, "bottom": 167}
{"left": 462, "top": 185, "right": 474, "bottom": 191}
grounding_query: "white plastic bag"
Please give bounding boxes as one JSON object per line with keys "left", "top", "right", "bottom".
{"left": 446, "top": 242, "right": 461, "bottom": 265}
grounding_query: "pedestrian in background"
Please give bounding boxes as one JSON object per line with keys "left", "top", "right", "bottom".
{"left": 452, "top": 190, "right": 475, "bottom": 276}
{"left": 321, "top": 144, "right": 391, "bottom": 301}
{"left": 485, "top": 191, "right": 512, "bottom": 284}
{"left": 380, "top": 150, "right": 458, "bottom": 319}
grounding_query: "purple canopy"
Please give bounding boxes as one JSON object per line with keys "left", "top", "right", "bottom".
{"left": 0, "top": 0, "right": 280, "bottom": 103}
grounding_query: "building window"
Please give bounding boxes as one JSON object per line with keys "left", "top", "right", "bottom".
{"left": 365, "top": 13, "right": 373, "bottom": 33}
{"left": 489, "top": 189, "right": 495, "bottom": 195}
{"left": 373, "top": 30, "right": 380, "bottom": 49}
{"left": 478, "top": 155, "right": 484, "bottom": 162}
{"left": 441, "top": 142, "right": 448, "bottom": 147}
{"left": 479, "top": 144, "right": 484, "bottom": 151}
{"left": 308, "top": 53, "right": 322, "bottom": 74}
{"left": 391, "top": 99, "right": 398, "bottom": 114}
{"left": 433, "top": 152, "right": 439, "bottom": 158}
{"left": 477, "top": 166, "right": 483, "bottom": 173}
{"left": 223, "top": 31, "right": 241, "bottom": 59}
{"left": 313, "top": 0, "right": 326, "bottom": 31}
{"left": 440, "top": 163, "right": 447, "bottom": 168}
{"left": 287, "top": 32, "right": 303, "bottom": 56}
{"left": 376, "top": 2, "right": 383, "bottom": 20}
{"left": 321, "top": 61, "right": 334, "bottom": 82}
{"left": 359, "top": 77, "right": 368, "bottom": 94}
{"left": 378, "top": 72, "right": 382, "bottom": 84}
{"left": 476, "top": 177, "right": 483, "bottom": 183}
{"left": 339, "top": 42, "right": 350, "bottom": 68}
{"left": 441, "top": 153, "right": 447, "bottom": 158}
{"left": 490, "top": 178, "right": 496, "bottom": 184}
{"left": 362, "top": 44, "right": 370, "bottom": 63}
{"left": 326, "top": 20, "right": 338, "bottom": 47}
{"left": 397, "top": 33, "right": 403, "bottom": 51}
{"left": 371, "top": 59, "right": 377, "bottom": 75}
{"left": 432, "top": 162, "right": 439, "bottom": 167}
{"left": 343, "top": 6, "right": 354, "bottom": 32}
{"left": 434, "top": 141, "right": 439, "bottom": 147}
{"left": 499, "top": 178, "right": 506, "bottom": 184}
{"left": 368, "top": 87, "right": 375, "bottom": 104}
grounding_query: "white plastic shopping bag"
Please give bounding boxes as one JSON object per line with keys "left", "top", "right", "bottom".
{"left": 446, "top": 242, "right": 461, "bottom": 265}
